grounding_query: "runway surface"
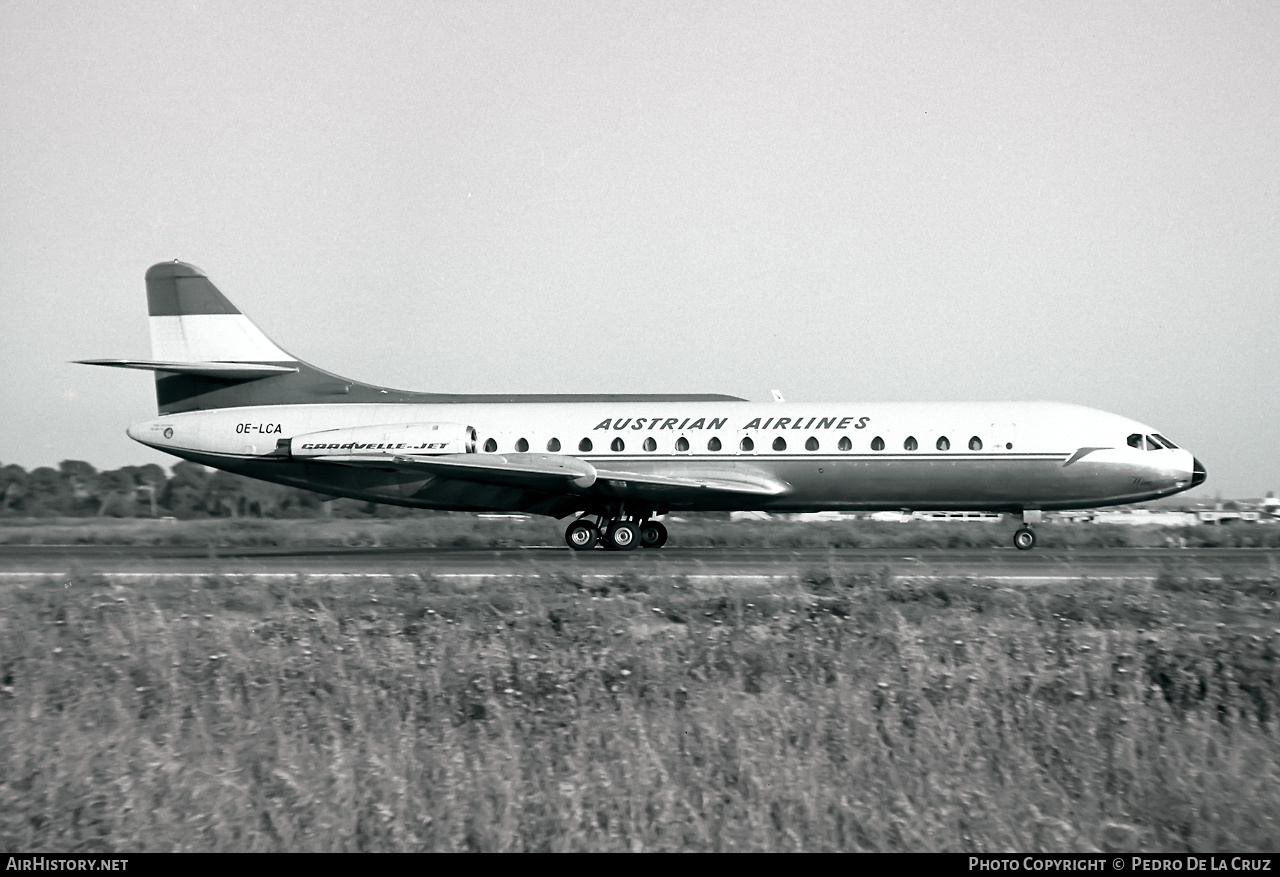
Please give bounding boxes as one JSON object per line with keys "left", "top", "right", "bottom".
{"left": 0, "top": 544, "right": 1275, "bottom": 584}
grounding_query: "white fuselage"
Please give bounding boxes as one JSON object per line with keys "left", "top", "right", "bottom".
{"left": 128, "top": 399, "right": 1199, "bottom": 515}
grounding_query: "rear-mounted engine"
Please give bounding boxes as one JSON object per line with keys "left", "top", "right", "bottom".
{"left": 284, "top": 422, "right": 477, "bottom": 458}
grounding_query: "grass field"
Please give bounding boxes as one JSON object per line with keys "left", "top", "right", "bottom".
{"left": 2, "top": 552, "right": 1278, "bottom": 851}
{"left": 2, "top": 514, "right": 1279, "bottom": 550}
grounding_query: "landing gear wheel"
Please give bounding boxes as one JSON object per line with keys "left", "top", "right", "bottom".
{"left": 1013, "top": 527, "right": 1037, "bottom": 551}
{"left": 565, "top": 520, "right": 599, "bottom": 551}
{"left": 604, "top": 521, "right": 640, "bottom": 551}
{"left": 639, "top": 520, "right": 668, "bottom": 549}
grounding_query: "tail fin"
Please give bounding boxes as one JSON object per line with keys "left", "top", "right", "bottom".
{"left": 144, "top": 261, "right": 293, "bottom": 363}
{"left": 79, "top": 261, "right": 385, "bottom": 414}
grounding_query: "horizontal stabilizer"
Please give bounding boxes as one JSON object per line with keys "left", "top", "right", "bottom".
{"left": 77, "top": 359, "right": 298, "bottom": 379}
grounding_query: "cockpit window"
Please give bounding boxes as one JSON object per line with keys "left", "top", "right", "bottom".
{"left": 1129, "top": 432, "right": 1170, "bottom": 451}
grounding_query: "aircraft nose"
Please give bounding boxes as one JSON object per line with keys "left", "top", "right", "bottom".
{"left": 1191, "top": 458, "right": 1207, "bottom": 487}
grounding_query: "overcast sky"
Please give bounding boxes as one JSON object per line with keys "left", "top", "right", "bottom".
{"left": 2, "top": 1, "right": 1276, "bottom": 498}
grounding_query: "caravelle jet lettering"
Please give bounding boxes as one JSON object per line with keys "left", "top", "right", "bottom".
{"left": 298, "top": 441, "right": 449, "bottom": 451}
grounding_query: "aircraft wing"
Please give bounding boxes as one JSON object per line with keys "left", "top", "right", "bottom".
{"left": 308, "top": 451, "right": 789, "bottom": 501}
{"left": 389, "top": 452, "right": 598, "bottom": 491}
{"left": 306, "top": 451, "right": 599, "bottom": 493}
{"left": 591, "top": 466, "right": 789, "bottom": 497}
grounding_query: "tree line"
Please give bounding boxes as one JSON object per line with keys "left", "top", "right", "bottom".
{"left": 0, "top": 460, "right": 411, "bottom": 518}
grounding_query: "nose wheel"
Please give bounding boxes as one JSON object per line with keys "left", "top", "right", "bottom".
{"left": 1013, "top": 527, "right": 1037, "bottom": 551}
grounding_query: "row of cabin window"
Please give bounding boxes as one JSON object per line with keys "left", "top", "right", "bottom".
{"left": 479, "top": 435, "right": 1006, "bottom": 453}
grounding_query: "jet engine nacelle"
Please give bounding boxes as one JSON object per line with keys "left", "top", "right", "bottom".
{"left": 289, "top": 422, "right": 477, "bottom": 458}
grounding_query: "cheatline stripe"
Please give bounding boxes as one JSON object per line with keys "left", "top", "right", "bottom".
{"left": 588, "top": 453, "right": 1070, "bottom": 462}
{"left": 196, "top": 451, "right": 1074, "bottom": 463}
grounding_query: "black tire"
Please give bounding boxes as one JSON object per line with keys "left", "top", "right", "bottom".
{"left": 565, "top": 520, "right": 598, "bottom": 551}
{"left": 1013, "top": 527, "right": 1037, "bottom": 551}
{"left": 605, "top": 521, "right": 640, "bottom": 551}
{"left": 639, "top": 520, "right": 668, "bottom": 549}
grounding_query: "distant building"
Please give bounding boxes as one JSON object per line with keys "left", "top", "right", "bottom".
{"left": 733, "top": 501, "right": 1277, "bottom": 526}
{"left": 1196, "top": 509, "right": 1263, "bottom": 524}
{"left": 864, "top": 510, "right": 1003, "bottom": 523}
{"left": 1092, "top": 509, "right": 1199, "bottom": 526}
{"left": 867, "top": 511, "right": 912, "bottom": 523}
{"left": 910, "top": 511, "right": 1003, "bottom": 523}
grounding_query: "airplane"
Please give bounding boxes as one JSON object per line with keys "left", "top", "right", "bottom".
{"left": 80, "top": 261, "right": 1207, "bottom": 551}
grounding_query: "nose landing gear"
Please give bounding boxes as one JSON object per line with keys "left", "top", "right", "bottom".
{"left": 1013, "top": 509, "right": 1041, "bottom": 550}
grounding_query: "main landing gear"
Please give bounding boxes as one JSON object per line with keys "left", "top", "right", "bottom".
{"left": 565, "top": 515, "right": 668, "bottom": 551}
{"left": 1013, "top": 510, "right": 1042, "bottom": 551}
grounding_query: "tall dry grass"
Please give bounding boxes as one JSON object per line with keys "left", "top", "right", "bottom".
{"left": 2, "top": 515, "right": 1277, "bottom": 549}
{"left": 1, "top": 567, "right": 1277, "bottom": 851}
